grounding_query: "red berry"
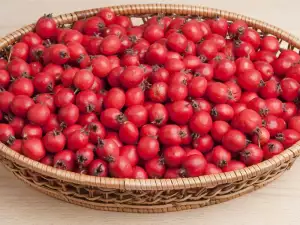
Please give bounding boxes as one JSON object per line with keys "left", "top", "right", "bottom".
{"left": 88, "top": 159, "right": 108, "bottom": 177}
{"left": 35, "top": 14, "right": 57, "bottom": 39}
{"left": 137, "top": 136, "right": 159, "bottom": 160}
{"left": 222, "top": 129, "right": 247, "bottom": 153}
{"left": 163, "top": 146, "right": 186, "bottom": 168}
{"left": 76, "top": 148, "right": 94, "bottom": 167}
{"left": 43, "top": 130, "right": 66, "bottom": 153}
{"left": 27, "top": 104, "right": 51, "bottom": 126}
{"left": 73, "top": 69, "right": 95, "bottom": 91}
{"left": 189, "top": 111, "right": 212, "bottom": 135}
{"left": 240, "top": 144, "right": 263, "bottom": 166}
{"left": 222, "top": 160, "right": 246, "bottom": 172}
{"left": 22, "top": 138, "right": 46, "bottom": 161}
{"left": 204, "top": 163, "right": 222, "bottom": 175}
{"left": 67, "top": 129, "right": 89, "bottom": 151}
{"left": 95, "top": 138, "right": 120, "bottom": 162}
{"left": 120, "top": 145, "right": 139, "bottom": 167}
{"left": 53, "top": 150, "right": 76, "bottom": 171}
{"left": 104, "top": 88, "right": 125, "bottom": 109}
{"left": 109, "top": 156, "right": 133, "bottom": 178}
{"left": 263, "top": 139, "right": 284, "bottom": 159}
{"left": 192, "top": 134, "right": 214, "bottom": 153}
{"left": 158, "top": 125, "right": 182, "bottom": 146}
{"left": 167, "top": 33, "right": 188, "bottom": 53}
{"left": 124, "top": 105, "right": 148, "bottom": 128}
{"left": 211, "top": 146, "right": 232, "bottom": 168}
{"left": 169, "top": 101, "right": 193, "bottom": 125}
{"left": 100, "top": 35, "right": 121, "bottom": 55}
{"left": 145, "top": 157, "right": 166, "bottom": 178}
{"left": 88, "top": 122, "right": 106, "bottom": 144}
{"left": 275, "top": 129, "right": 300, "bottom": 148}
{"left": 181, "top": 154, "right": 207, "bottom": 177}
{"left": 119, "top": 121, "right": 139, "bottom": 145}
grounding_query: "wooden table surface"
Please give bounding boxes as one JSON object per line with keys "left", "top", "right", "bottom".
{"left": 1, "top": 0, "right": 300, "bottom": 224}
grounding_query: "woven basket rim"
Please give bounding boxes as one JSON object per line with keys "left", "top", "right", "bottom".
{"left": 1, "top": 3, "right": 300, "bottom": 190}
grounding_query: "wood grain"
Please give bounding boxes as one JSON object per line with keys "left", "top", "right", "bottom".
{"left": 1, "top": 0, "right": 300, "bottom": 224}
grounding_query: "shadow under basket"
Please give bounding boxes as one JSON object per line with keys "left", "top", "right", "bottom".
{"left": 1, "top": 3, "right": 300, "bottom": 213}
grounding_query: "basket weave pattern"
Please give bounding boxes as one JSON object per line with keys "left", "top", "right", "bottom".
{"left": 0, "top": 4, "right": 300, "bottom": 213}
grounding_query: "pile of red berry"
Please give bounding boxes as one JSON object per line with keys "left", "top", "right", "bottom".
{"left": 0, "top": 8, "right": 300, "bottom": 179}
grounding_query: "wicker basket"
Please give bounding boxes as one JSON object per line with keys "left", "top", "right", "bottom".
{"left": 0, "top": 4, "right": 300, "bottom": 213}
